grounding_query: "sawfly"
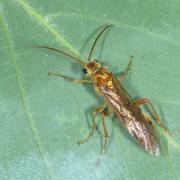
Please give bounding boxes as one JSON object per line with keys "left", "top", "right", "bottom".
{"left": 34, "top": 25, "right": 173, "bottom": 156}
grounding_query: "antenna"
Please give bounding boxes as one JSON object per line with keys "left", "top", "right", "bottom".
{"left": 32, "top": 45, "right": 86, "bottom": 66}
{"left": 88, "top": 25, "right": 113, "bottom": 61}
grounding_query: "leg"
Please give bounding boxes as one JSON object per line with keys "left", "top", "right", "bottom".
{"left": 134, "top": 98, "right": 161, "bottom": 124}
{"left": 96, "top": 110, "right": 110, "bottom": 166}
{"left": 118, "top": 55, "right": 133, "bottom": 81}
{"left": 78, "top": 104, "right": 105, "bottom": 144}
{"left": 142, "top": 112, "right": 153, "bottom": 124}
{"left": 101, "top": 111, "right": 109, "bottom": 152}
{"left": 139, "top": 102, "right": 180, "bottom": 154}
{"left": 134, "top": 98, "right": 169, "bottom": 131}
{"left": 142, "top": 103, "right": 180, "bottom": 137}
{"left": 48, "top": 72, "right": 92, "bottom": 84}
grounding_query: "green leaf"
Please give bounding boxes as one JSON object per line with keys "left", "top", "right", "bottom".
{"left": 1, "top": 0, "right": 180, "bottom": 179}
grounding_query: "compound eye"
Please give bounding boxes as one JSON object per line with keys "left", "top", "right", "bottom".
{"left": 82, "top": 68, "right": 87, "bottom": 73}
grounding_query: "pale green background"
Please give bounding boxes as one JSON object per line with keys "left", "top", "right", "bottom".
{"left": 0, "top": 0, "right": 180, "bottom": 180}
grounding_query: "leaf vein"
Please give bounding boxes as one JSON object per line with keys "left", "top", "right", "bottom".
{"left": 17, "top": 0, "right": 82, "bottom": 57}
{"left": 0, "top": 11, "right": 53, "bottom": 180}
{"left": 46, "top": 11, "right": 180, "bottom": 47}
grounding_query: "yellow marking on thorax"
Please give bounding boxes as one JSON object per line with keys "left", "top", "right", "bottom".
{"left": 107, "top": 80, "right": 113, "bottom": 88}
{"left": 95, "top": 71, "right": 114, "bottom": 89}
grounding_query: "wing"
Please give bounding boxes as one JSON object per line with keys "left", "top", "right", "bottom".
{"left": 126, "top": 115, "right": 160, "bottom": 155}
{"left": 97, "top": 75, "right": 160, "bottom": 155}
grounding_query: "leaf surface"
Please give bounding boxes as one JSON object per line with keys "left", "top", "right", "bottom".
{"left": 0, "top": 0, "right": 180, "bottom": 179}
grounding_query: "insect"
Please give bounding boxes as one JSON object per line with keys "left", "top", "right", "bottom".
{"left": 34, "top": 25, "right": 169, "bottom": 156}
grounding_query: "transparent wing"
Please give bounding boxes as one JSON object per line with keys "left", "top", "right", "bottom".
{"left": 97, "top": 75, "right": 160, "bottom": 155}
